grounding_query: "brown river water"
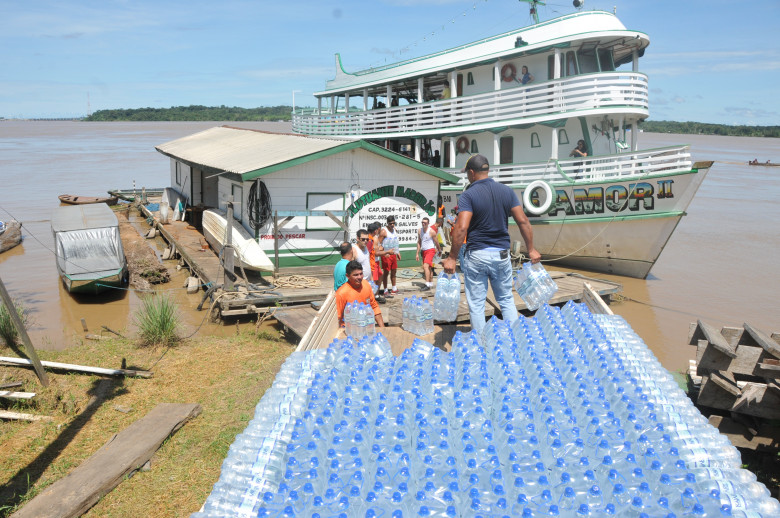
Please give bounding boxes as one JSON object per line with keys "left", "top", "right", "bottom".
{"left": 0, "top": 121, "right": 777, "bottom": 374}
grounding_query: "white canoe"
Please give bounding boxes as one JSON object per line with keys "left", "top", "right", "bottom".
{"left": 202, "top": 209, "right": 274, "bottom": 272}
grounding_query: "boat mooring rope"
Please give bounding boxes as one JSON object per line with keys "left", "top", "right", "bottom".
{"left": 272, "top": 275, "right": 322, "bottom": 289}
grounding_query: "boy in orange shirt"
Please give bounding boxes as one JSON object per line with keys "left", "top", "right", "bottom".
{"left": 335, "top": 261, "right": 385, "bottom": 328}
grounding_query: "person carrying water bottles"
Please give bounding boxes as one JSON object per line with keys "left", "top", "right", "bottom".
{"left": 442, "top": 154, "right": 541, "bottom": 338}
{"left": 335, "top": 261, "right": 385, "bottom": 329}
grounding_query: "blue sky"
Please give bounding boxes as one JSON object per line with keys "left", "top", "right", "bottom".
{"left": 1, "top": 0, "right": 777, "bottom": 125}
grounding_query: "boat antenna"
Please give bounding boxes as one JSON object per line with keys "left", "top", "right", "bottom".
{"left": 518, "top": 0, "right": 546, "bottom": 24}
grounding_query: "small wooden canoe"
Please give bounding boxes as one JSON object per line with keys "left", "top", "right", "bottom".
{"left": 59, "top": 194, "right": 118, "bottom": 206}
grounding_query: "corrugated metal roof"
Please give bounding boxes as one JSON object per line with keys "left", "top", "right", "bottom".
{"left": 155, "top": 126, "right": 350, "bottom": 176}
{"left": 155, "top": 126, "right": 461, "bottom": 184}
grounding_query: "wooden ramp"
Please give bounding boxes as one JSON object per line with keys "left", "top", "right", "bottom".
{"left": 11, "top": 403, "right": 201, "bottom": 518}
{"left": 281, "top": 271, "right": 621, "bottom": 345}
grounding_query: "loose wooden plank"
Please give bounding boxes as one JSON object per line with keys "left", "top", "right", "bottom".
{"left": 0, "top": 390, "right": 36, "bottom": 400}
{"left": 296, "top": 291, "right": 337, "bottom": 352}
{"left": 744, "top": 323, "right": 780, "bottom": 359}
{"left": 582, "top": 282, "right": 613, "bottom": 315}
{"left": 0, "top": 381, "right": 23, "bottom": 390}
{"left": 709, "top": 371, "right": 742, "bottom": 397}
{"left": 696, "top": 376, "right": 740, "bottom": 409}
{"left": 696, "top": 320, "right": 737, "bottom": 358}
{"left": 0, "top": 357, "right": 152, "bottom": 378}
{"left": 11, "top": 403, "right": 201, "bottom": 518}
{"left": 0, "top": 410, "right": 52, "bottom": 422}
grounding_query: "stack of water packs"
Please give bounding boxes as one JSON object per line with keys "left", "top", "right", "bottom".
{"left": 194, "top": 302, "right": 777, "bottom": 517}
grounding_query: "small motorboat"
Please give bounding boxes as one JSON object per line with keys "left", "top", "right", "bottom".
{"left": 0, "top": 220, "right": 23, "bottom": 253}
{"left": 202, "top": 209, "right": 274, "bottom": 272}
{"left": 59, "top": 194, "right": 119, "bottom": 206}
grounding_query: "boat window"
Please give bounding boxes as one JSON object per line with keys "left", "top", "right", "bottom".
{"left": 558, "top": 129, "right": 569, "bottom": 145}
{"left": 306, "top": 192, "right": 345, "bottom": 231}
{"left": 565, "top": 51, "right": 578, "bottom": 77}
{"left": 467, "top": 73, "right": 474, "bottom": 86}
{"left": 232, "top": 184, "right": 243, "bottom": 220}
{"left": 470, "top": 140, "right": 479, "bottom": 154}
{"left": 598, "top": 49, "right": 615, "bottom": 71}
{"left": 577, "top": 49, "right": 598, "bottom": 74}
{"left": 499, "top": 136, "right": 513, "bottom": 164}
{"left": 531, "top": 132, "right": 541, "bottom": 148}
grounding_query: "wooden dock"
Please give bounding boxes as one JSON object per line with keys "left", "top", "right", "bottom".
{"left": 276, "top": 270, "right": 622, "bottom": 342}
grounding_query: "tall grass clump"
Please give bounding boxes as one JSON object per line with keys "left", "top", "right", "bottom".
{"left": 0, "top": 299, "right": 28, "bottom": 348}
{"left": 134, "top": 293, "right": 180, "bottom": 347}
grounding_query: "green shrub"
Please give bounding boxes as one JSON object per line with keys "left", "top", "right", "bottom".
{"left": 0, "top": 299, "right": 28, "bottom": 348}
{"left": 134, "top": 293, "right": 180, "bottom": 347}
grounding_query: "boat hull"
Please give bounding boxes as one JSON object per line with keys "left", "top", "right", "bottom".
{"left": 61, "top": 269, "right": 128, "bottom": 294}
{"left": 59, "top": 194, "right": 118, "bottom": 206}
{"left": 202, "top": 209, "right": 275, "bottom": 272}
{"left": 0, "top": 221, "right": 23, "bottom": 253}
{"left": 445, "top": 164, "right": 710, "bottom": 279}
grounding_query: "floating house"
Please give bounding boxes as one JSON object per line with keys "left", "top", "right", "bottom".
{"left": 51, "top": 204, "right": 128, "bottom": 294}
{"left": 155, "top": 127, "right": 459, "bottom": 270}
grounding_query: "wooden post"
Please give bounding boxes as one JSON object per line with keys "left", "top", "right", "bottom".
{"left": 0, "top": 275, "right": 49, "bottom": 386}
{"left": 273, "top": 210, "right": 280, "bottom": 271}
{"left": 224, "top": 201, "right": 235, "bottom": 291}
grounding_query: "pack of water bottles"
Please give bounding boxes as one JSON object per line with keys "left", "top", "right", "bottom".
{"left": 402, "top": 296, "right": 435, "bottom": 336}
{"left": 383, "top": 236, "right": 399, "bottom": 254}
{"left": 433, "top": 271, "right": 460, "bottom": 322}
{"left": 194, "top": 302, "right": 778, "bottom": 518}
{"left": 514, "top": 261, "right": 558, "bottom": 311}
{"left": 344, "top": 301, "right": 376, "bottom": 339}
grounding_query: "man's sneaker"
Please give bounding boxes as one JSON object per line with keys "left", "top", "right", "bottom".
{"left": 384, "top": 290, "right": 394, "bottom": 298}
{"left": 376, "top": 294, "right": 386, "bottom": 304}
{"left": 391, "top": 288, "right": 399, "bottom": 295}
{"left": 421, "top": 285, "right": 431, "bottom": 291}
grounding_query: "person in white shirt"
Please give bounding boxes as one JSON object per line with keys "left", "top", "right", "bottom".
{"left": 415, "top": 217, "right": 441, "bottom": 290}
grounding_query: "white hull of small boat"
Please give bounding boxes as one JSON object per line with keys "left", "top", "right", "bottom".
{"left": 202, "top": 209, "right": 274, "bottom": 272}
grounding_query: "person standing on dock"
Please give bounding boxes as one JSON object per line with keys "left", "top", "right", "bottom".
{"left": 378, "top": 215, "right": 401, "bottom": 298}
{"left": 335, "top": 261, "right": 385, "bottom": 328}
{"left": 416, "top": 216, "right": 442, "bottom": 290}
{"left": 442, "top": 154, "right": 541, "bottom": 337}
{"left": 333, "top": 242, "right": 353, "bottom": 291}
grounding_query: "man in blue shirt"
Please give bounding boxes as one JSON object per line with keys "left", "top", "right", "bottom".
{"left": 333, "top": 242, "right": 353, "bottom": 291}
{"left": 442, "top": 154, "right": 541, "bottom": 338}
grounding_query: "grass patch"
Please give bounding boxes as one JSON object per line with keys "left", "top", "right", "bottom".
{"left": 0, "top": 334, "right": 293, "bottom": 517}
{"left": 0, "top": 298, "right": 28, "bottom": 348}
{"left": 133, "top": 293, "right": 180, "bottom": 347}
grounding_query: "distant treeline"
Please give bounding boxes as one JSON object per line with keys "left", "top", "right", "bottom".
{"left": 85, "top": 105, "right": 294, "bottom": 122}
{"left": 639, "top": 120, "right": 779, "bottom": 138}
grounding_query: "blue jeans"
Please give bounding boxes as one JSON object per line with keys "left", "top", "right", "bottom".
{"left": 462, "top": 248, "right": 518, "bottom": 339}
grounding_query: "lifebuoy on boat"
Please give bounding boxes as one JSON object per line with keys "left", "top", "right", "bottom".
{"left": 523, "top": 180, "right": 555, "bottom": 215}
{"left": 456, "top": 137, "right": 470, "bottom": 154}
{"left": 501, "top": 63, "right": 517, "bottom": 82}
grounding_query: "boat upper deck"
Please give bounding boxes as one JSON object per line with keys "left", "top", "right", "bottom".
{"left": 317, "top": 11, "right": 648, "bottom": 96}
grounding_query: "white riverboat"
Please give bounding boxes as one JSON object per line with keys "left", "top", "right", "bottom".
{"left": 293, "top": 4, "right": 712, "bottom": 278}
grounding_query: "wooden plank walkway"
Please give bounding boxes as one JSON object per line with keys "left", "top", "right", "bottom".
{"left": 11, "top": 403, "right": 201, "bottom": 518}
{"left": 276, "top": 270, "right": 622, "bottom": 342}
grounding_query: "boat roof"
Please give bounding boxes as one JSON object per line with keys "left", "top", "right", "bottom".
{"left": 155, "top": 126, "right": 460, "bottom": 183}
{"left": 316, "top": 10, "right": 649, "bottom": 96}
{"left": 51, "top": 203, "right": 118, "bottom": 232}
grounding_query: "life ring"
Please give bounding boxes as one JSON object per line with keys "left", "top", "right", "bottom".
{"left": 501, "top": 63, "right": 517, "bottom": 82}
{"left": 456, "top": 137, "right": 470, "bottom": 154}
{"left": 523, "top": 180, "right": 555, "bottom": 215}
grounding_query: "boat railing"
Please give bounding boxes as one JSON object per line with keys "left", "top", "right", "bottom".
{"left": 293, "top": 72, "right": 649, "bottom": 138}
{"left": 442, "top": 145, "right": 692, "bottom": 188}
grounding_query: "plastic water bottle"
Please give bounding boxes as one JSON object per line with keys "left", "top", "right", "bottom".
{"left": 434, "top": 271, "right": 460, "bottom": 322}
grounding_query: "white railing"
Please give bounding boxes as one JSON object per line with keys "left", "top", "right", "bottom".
{"left": 442, "top": 145, "right": 692, "bottom": 188}
{"left": 293, "top": 72, "right": 648, "bottom": 138}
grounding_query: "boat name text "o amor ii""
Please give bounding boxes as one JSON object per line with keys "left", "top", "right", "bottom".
{"left": 347, "top": 185, "right": 436, "bottom": 217}
{"left": 536, "top": 180, "right": 675, "bottom": 216}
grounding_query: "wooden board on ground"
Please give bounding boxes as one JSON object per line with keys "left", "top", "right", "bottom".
{"left": 278, "top": 305, "right": 321, "bottom": 343}
{"left": 11, "top": 403, "right": 201, "bottom": 518}
{"left": 697, "top": 377, "right": 780, "bottom": 420}
{"left": 295, "top": 292, "right": 339, "bottom": 352}
{"left": 692, "top": 323, "right": 780, "bottom": 379}
{"left": 0, "top": 410, "right": 52, "bottom": 422}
